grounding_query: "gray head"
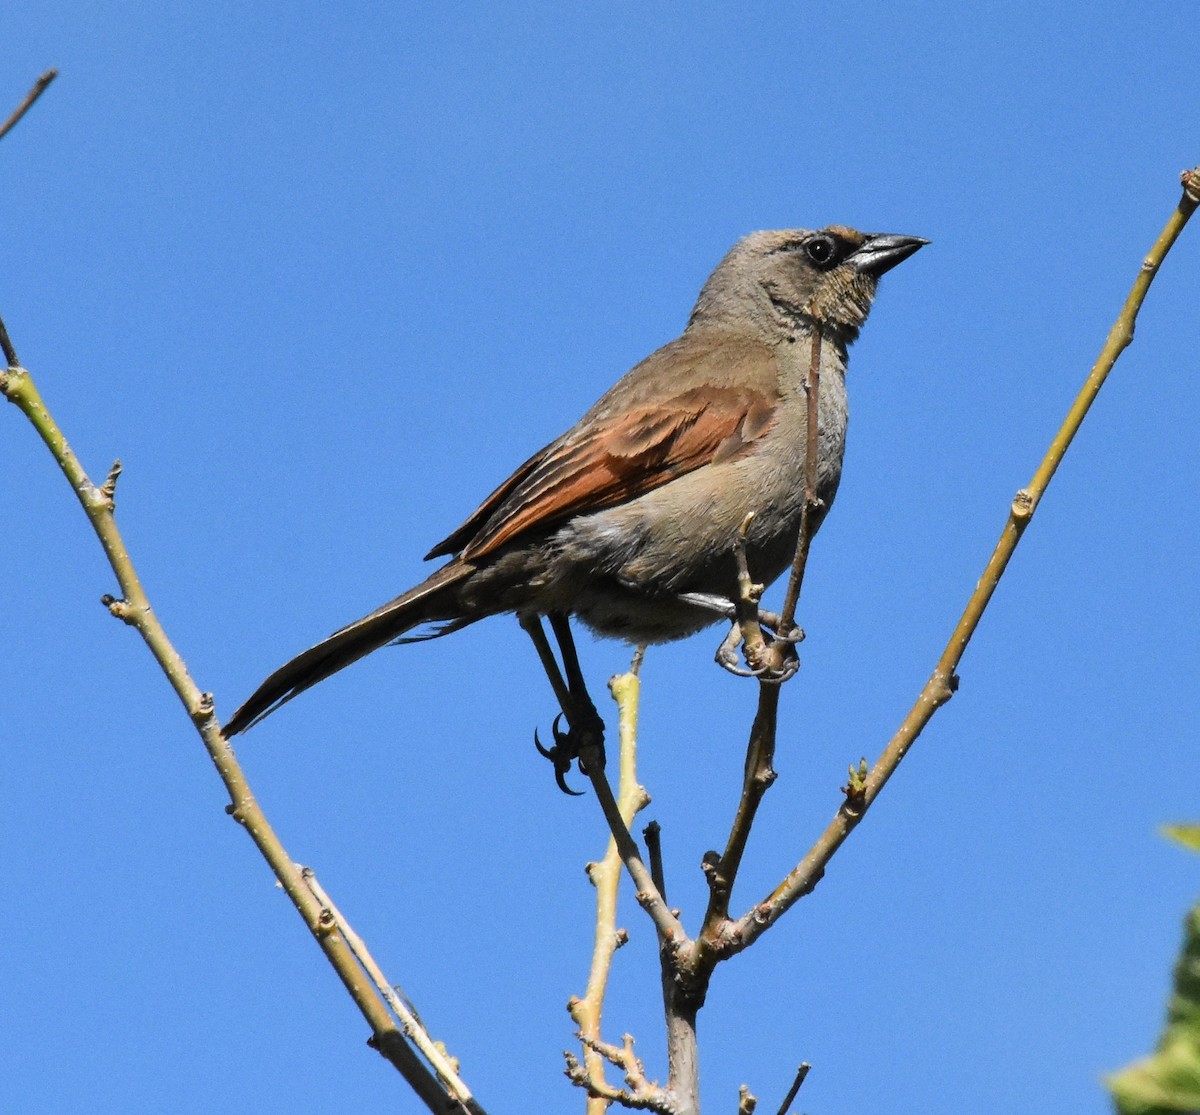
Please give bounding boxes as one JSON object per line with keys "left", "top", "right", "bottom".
{"left": 687, "top": 226, "right": 928, "bottom": 344}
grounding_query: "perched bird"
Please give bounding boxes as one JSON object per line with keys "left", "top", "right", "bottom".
{"left": 224, "top": 226, "right": 926, "bottom": 751}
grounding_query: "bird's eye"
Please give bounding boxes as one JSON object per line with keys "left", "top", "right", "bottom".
{"left": 804, "top": 235, "right": 838, "bottom": 268}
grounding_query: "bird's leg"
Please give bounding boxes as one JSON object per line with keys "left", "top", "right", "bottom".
{"left": 519, "top": 612, "right": 605, "bottom": 794}
{"left": 547, "top": 612, "right": 607, "bottom": 777}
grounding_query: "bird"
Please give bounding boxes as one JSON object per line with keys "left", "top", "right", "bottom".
{"left": 223, "top": 225, "right": 927, "bottom": 773}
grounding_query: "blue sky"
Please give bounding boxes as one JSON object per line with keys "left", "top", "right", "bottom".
{"left": 4, "top": 5, "right": 1198, "bottom": 1114}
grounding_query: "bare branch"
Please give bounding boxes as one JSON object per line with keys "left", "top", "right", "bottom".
{"left": 773, "top": 1063, "right": 811, "bottom": 1115}
{"left": 584, "top": 748, "right": 687, "bottom": 950}
{"left": 566, "top": 1033, "right": 676, "bottom": 1113}
{"left": 0, "top": 326, "right": 482, "bottom": 1114}
{"left": 570, "top": 667, "right": 652, "bottom": 1113}
{"left": 728, "top": 512, "right": 771, "bottom": 672}
{"left": 0, "top": 314, "right": 18, "bottom": 368}
{"left": 300, "top": 868, "right": 479, "bottom": 1110}
{"left": 0, "top": 68, "right": 58, "bottom": 144}
{"left": 644, "top": 825, "right": 671, "bottom": 920}
{"left": 776, "top": 326, "right": 825, "bottom": 640}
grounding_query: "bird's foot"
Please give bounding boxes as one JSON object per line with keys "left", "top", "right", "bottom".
{"left": 715, "top": 614, "right": 804, "bottom": 682}
{"left": 534, "top": 710, "right": 606, "bottom": 795}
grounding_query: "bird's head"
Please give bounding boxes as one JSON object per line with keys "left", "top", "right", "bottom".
{"left": 689, "top": 225, "right": 928, "bottom": 343}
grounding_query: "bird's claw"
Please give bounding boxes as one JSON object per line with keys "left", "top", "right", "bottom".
{"left": 757, "top": 645, "right": 801, "bottom": 684}
{"left": 715, "top": 627, "right": 755, "bottom": 675}
{"left": 757, "top": 610, "right": 805, "bottom": 646}
{"left": 534, "top": 714, "right": 586, "bottom": 796}
{"left": 714, "top": 617, "right": 803, "bottom": 681}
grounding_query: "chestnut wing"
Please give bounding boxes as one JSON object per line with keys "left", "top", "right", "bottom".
{"left": 428, "top": 381, "right": 778, "bottom": 563}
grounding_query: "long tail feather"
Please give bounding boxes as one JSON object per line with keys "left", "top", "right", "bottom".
{"left": 223, "top": 560, "right": 474, "bottom": 736}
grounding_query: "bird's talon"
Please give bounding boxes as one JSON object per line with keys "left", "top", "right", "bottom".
{"left": 535, "top": 714, "right": 592, "bottom": 795}
{"left": 555, "top": 765, "right": 585, "bottom": 796}
{"left": 757, "top": 644, "right": 801, "bottom": 684}
{"left": 716, "top": 644, "right": 758, "bottom": 676}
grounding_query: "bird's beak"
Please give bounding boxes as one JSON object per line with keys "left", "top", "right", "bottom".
{"left": 852, "top": 233, "right": 930, "bottom": 276}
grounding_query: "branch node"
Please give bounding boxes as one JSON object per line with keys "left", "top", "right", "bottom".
{"left": 565, "top": 1031, "right": 675, "bottom": 1112}
{"left": 753, "top": 764, "right": 778, "bottom": 790}
{"left": 99, "top": 593, "right": 137, "bottom": 624}
{"left": 100, "top": 458, "right": 123, "bottom": 505}
{"left": 193, "top": 691, "right": 216, "bottom": 724}
{"left": 1181, "top": 166, "right": 1200, "bottom": 203}
{"left": 315, "top": 908, "right": 337, "bottom": 937}
{"left": 1011, "top": 488, "right": 1036, "bottom": 520}
{"left": 701, "top": 850, "right": 729, "bottom": 900}
{"left": 842, "top": 758, "right": 869, "bottom": 813}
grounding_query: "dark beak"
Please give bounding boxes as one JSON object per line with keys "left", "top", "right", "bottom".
{"left": 852, "top": 233, "right": 929, "bottom": 276}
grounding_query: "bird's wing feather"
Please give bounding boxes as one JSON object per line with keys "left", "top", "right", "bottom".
{"left": 430, "top": 379, "right": 778, "bottom": 562}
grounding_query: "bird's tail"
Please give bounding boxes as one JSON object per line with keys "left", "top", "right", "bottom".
{"left": 223, "top": 560, "right": 476, "bottom": 736}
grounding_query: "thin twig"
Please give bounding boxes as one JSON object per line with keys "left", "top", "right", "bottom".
{"left": 569, "top": 669, "right": 652, "bottom": 1114}
{"left": 581, "top": 676, "right": 701, "bottom": 1114}
{"left": 0, "top": 315, "right": 18, "bottom": 368}
{"left": 699, "top": 687, "right": 780, "bottom": 930}
{"left": 0, "top": 69, "right": 58, "bottom": 144}
{"left": 709, "top": 166, "right": 1200, "bottom": 958}
{"left": 730, "top": 512, "right": 771, "bottom": 671}
{"left": 0, "top": 330, "right": 481, "bottom": 1115}
{"left": 299, "top": 868, "right": 477, "bottom": 1110}
{"left": 776, "top": 325, "right": 824, "bottom": 640}
{"left": 644, "top": 821, "right": 666, "bottom": 899}
{"left": 773, "top": 1063, "right": 811, "bottom": 1115}
{"left": 565, "top": 1033, "right": 676, "bottom": 1113}
{"left": 584, "top": 750, "right": 687, "bottom": 950}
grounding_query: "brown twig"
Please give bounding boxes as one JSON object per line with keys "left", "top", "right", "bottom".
{"left": 773, "top": 1063, "right": 811, "bottom": 1115}
{"left": 699, "top": 687, "right": 780, "bottom": 931}
{"left": 0, "top": 330, "right": 483, "bottom": 1115}
{"left": 776, "top": 325, "right": 825, "bottom": 642}
{"left": 729, "top": 512, "right": 772, "bottom": 671}
{"left": 644, "top": 820, "right": 666, "bottom": 898}
{"left": 584, "top": 750, "right": 688, "bottom": 950}
{"left": 0, "top": 69, "right": 58, "bottom": 144}
{"left": 0, "top": 314, "right": 18, "bottom": 368}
